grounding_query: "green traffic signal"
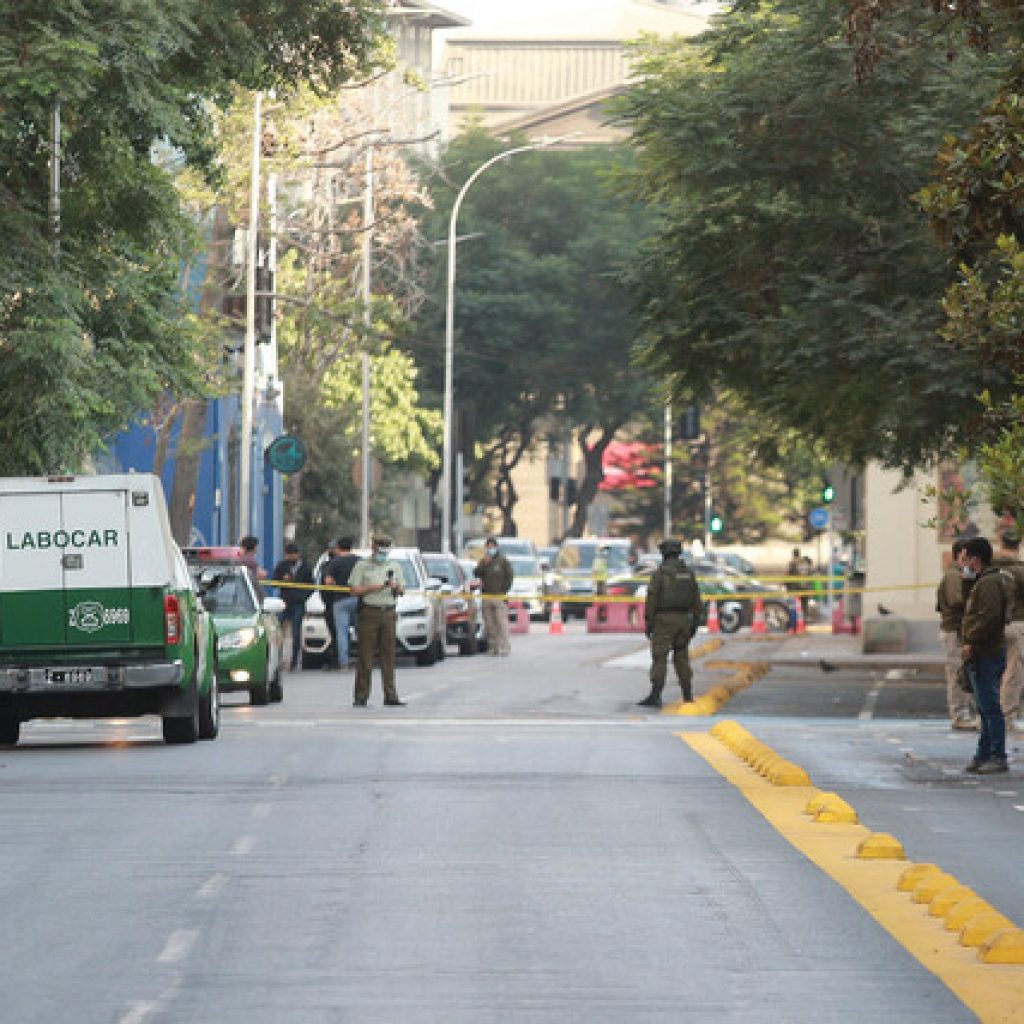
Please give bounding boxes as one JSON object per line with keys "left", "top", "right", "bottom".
{"left": 709, "top": 513, "right": 724, "bottom": 533}
{"left": 821, "top": 483, "right": 835, "bottom": 504}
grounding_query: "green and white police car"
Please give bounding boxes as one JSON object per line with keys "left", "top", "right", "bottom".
{"left": 0, "top": 474, "right": 219, "bottom": 745}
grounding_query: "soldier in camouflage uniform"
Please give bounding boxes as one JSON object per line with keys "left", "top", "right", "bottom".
{"left": 638, "top": 539, "right": 702, "bottom": 709}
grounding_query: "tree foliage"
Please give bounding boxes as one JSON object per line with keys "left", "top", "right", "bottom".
{"left": 413, "top": 131, "right": 655, "bottom": 536}
{"left": 617, "top": 0, "right": 1004, "bottom": 471}
{"left": 0, "top": 0, "right": 385, "bottom": 474}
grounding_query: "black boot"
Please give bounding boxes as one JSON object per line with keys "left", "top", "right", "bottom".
{"left": 637, "top": 694, "right": 662, "bottom": 708}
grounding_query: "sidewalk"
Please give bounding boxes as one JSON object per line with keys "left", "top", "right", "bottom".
{"left": 728, "top": 624, "right": 946, "bottom": 673}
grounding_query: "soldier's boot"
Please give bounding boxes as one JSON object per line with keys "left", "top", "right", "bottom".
{"left": 680, "top": 682, "right": 693, "bottom": 703}
{"left": 637, "top": 685, "right": 663, "bottom": 709}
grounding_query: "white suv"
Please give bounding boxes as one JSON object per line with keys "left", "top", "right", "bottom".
{"left": 301, "top": 547, "right": 447, "bottom": 668}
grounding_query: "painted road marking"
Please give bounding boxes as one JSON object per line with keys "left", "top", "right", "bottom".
{"left": 118, "top": 1002, "right": 158, "bottom": 1024}
{"left": 156, "top": 930, "right": 198, "bottom": 964}
{"left": 858, "top": 679, "right": 885, "bottom": 720}
{"left": 195, "top": 873, "right": 227, "bottom": 900}
{"left": 681, "top": 730, "right": 1024, "bottom": 1021}
{"left": 230, "top": 835, "right": 255, "bottom": 856}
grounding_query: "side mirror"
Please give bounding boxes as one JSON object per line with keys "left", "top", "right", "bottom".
{"left": 198, "top": 568, "right": 218, "bottom": 594}
{"left": 262, "top": 596, "right": 286, "bottom": 615}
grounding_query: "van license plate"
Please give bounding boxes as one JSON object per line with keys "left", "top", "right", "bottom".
{"left": 45, "top": 668, "right": 93, "bottom": 686}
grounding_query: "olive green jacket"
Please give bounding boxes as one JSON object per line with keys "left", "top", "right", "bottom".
{"left": 992, "top": 555, "right": 1024, "bottom": 623}
{"left": 961, "top": 566, "right": 1007, "bottom": 658}
{"left": 935, "top": 566, "right": 965, "bottom": 634}
{"left": 474, "top": 553, "right": 513, "bottom": 596}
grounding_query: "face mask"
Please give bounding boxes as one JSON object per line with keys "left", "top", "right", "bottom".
{"left": 961, "top": 566, "right": 977, "bottom": 580}
{"left": 374, "top": 551, "right": 388, "bottom": 563}
{"left": 486, "top": 547, "right": 497, "bottom": 557}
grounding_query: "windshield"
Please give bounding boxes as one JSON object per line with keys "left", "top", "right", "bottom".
{"left": 198, "top": 572, "right": 257, "bottom": 615}
{"left": 508, "top": 555, "right": 541, "bottom": 576}
{"left": 392, "top": 557, "right": 422, "bottom": 590}
{"left": 423, "top": 555, "right": 461, "bottom": 586}
{"left": 555, "top": 543, "right": 631, "bottom": 572}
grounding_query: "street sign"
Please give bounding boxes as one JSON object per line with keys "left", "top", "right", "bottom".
{"left": 808, "top": 506, "right": 830, "bottom": 531}
{"left": 266, "top": 435, "right": 306, "bottom": 474}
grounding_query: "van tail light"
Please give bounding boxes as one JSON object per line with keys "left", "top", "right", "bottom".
{"left": 164, "top": 593, "right": 182, "bottom": 646}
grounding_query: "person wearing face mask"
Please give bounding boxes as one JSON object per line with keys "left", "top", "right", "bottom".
{"left": 936, "top": 538, "right": 975, "bottom": 729}
{"left": 993, "top": 529, "right": 1024, "bottom": 738}
{"left": 474, "top": 537, "right": 514, "bottom": 656}
{"left": 348, "top": 536, "right": 407, "bottom": 706}
{"left": 960, "top": 536, "right": 1010, "bottom": 773}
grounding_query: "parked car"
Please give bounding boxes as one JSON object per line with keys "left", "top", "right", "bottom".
{"left": 301, "top": 547, "right": 448, "bottom": 667}
{"left": 458, "top": 559, "right": 489, "bottom": 652}
{"left": 506, "top": 554, "right": 554, "bottom": 620}
{"left": 462, "top": 536, "right": 538, "bottom": 562}
{"left": 422, "top": 552, "right": 481, "bottom": 656}
{"left": 707, "top": 551, "right": 757, "bottom": 576}
{"left": 552, "top": 537, "right": 634, "bottom": 619}
{"left": 192, "top": 562, "right": 286, "bottom": 705}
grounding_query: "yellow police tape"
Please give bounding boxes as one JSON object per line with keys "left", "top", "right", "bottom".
{"left": 269, "top": 577, "right": 938, "bottom": 605}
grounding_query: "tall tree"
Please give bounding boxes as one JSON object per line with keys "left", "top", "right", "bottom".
{"left": 616, "top": 0, "right": 1003, "bottom": 470}
{"left": 413, "top": 131, "right": 654, "bottom": 537}
{"left": 0, "top": 0, "right": 385, "bottom": 474}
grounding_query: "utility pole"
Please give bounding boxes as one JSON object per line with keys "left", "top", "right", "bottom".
{"left": 360, "top": 146, "right": 373, "bottom": 550}
{"left": 49, "top": 102, "right": 60, "bottom": 263}
{"left": 663, "top": 403, "right": 672, "bottom": 538}
{"left": 239, "top": 91, "right": 262, "bottom": 540}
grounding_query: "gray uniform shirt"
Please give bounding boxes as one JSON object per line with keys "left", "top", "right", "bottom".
{"left": 349, "top": 558, "right": 405, "bottom": 608}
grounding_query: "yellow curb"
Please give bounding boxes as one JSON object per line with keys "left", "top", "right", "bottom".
{"left": 961, "top": 912, "right": 1016, "bottom": 948}
{"left": 682, "top": 731, "right": 1024, "bottom": 1021}
{"left": 897, "top": 863, "right": 940, "bottom": 892}
{"left": 979, "top": 929, "right": 1024, "bottom": 964}
{"left": 944, "top": 897, "right": 994, "bottom": 931}
{"left": 929, "top": 887, "right": 975, "bottom": 917}
{"left": 856, "top": 833, "right": 906, "bottom": 860}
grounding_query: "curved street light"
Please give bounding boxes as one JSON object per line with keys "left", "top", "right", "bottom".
{"left": 440, "top": 136, "right": 572, "bottom": 554}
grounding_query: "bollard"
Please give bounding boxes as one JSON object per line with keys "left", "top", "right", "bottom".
{"left": 507, "top": 600, "right": 530, "bottom": 634}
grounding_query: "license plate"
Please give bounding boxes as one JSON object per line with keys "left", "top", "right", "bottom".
{"left": 45, "top": 668, "right": 93, "bottom": 686}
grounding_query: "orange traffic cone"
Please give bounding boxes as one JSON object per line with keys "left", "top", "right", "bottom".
{"left": 548, "top": 600, "right": 565, "bottom": 635}
{"left": 706, "top": 600, "right": 720, "bottom": 634}
{"left": 793, "top": 599, "right": 806, "bottom": 635}
{"left": 751, "top": 597, "right": 767, "bottom": 635}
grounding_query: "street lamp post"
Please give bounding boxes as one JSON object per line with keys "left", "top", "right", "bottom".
{"left": 440, "top": 139, "right": 567, "bottom": 554}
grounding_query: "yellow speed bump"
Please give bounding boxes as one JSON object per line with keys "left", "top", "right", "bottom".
{"left": 979, "top": 928, "right": 1024, "bottom": 964}
{"left": 897, "top": 863, "right": 940, "bottom": 893}
{"left": 811, "top": 795, "right": 859, "bottom": 824}
{"left": 766, "top": 761, "right": 812, "bottom": 787}
{"left": 943, "top": 896, "right": 994, "bottom": 931}
{"left": 911, "top": 872, "right": 959, "bottom": 904}
{"left": 961, "top": 912, "right": 1016, "bottom": 948}
{"left": 928, "top": 886, "right": 975, "bottom": 917}
{"left": 855, "top": 833, "right": 906, "bottom": 860}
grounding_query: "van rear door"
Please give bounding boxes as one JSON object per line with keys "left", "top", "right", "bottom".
{"left": 62, "top": 488, "right": 133, "bottom": 647}
{"left": 0, "top": 492, "right": 66, "bottom": 647}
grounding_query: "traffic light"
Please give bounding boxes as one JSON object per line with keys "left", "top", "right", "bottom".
{"left": 709, "top": 513, "right": 724, "bottom": 534}
{"left": 821, "top": 479, "right": 835, "bottom": 504}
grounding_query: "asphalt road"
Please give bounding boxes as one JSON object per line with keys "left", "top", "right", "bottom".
{"left": 1, "top": 622, "right": 1019, "bottom": 1023}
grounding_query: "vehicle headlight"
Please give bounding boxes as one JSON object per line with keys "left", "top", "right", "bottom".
{"left": 452, "top": 598, "right": 468, "bottom": 613}
{"left": 218, "top": 626, "right": 260, "bottom": 651}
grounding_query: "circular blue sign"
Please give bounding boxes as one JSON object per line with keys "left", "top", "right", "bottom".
{"left": 808, "top": 506, "right": 830, "bottom": 530}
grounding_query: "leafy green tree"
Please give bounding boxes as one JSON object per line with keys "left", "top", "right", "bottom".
{"left": 413, "top": 131, "right": 655, "bottom": 536}
{"left": 0, "top": 0, "right": 385, "bottom": 474}
{"left": 616, "top": 0, "right": 1003, "bottom": 470}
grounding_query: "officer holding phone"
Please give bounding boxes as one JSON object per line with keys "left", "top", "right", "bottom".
{"left": 349, "top": 536, "right": 407, "bottom": 706}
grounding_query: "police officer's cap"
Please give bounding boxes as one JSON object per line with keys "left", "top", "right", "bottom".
{"left": 658, "top": 538, "right": 682, "bottom": 557}
{"left": 372, "top": 534, "right": 392, "bottom": 548}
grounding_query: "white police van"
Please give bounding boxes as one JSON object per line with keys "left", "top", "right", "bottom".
{"left": 0, "top": 474, "right": 218, "bottom": 745}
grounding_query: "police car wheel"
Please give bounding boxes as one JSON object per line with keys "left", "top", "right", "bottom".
{"left": 0, "top": 713, "right": 19, "bottom": 746}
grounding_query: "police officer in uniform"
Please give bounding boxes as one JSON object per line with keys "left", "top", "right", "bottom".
{"left": 349, "top": 536, "right": 406, "bottom": 706}
{"left": 638, "top": 538, "right": 702, "bottom": 709}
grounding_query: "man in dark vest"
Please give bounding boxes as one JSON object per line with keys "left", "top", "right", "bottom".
{"left": 638, "top": 538, "right": 702, "bottom": 709}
